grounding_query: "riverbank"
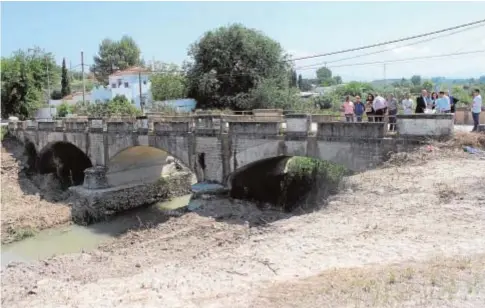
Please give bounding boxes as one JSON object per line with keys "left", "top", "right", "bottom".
{"left": 2, "top": 142, "right": 485, "bottom": 307}
{"left": 1, "top": 137, "right": 71, "bottom": 244}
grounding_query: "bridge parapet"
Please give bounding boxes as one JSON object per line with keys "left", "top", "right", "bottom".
{"left": 317, "top": 122, "right": 387, "bottom": 139}
{"left": 7, "top": 112, "right": 454, "bottom": 140}
{"left": 229, "top": 121, "right": 280, "bottom": 137}
{"left": 64, "top": 118, "right": 89, "bottom": 132}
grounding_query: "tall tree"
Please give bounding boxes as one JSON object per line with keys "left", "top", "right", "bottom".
{"left": 61, "top": 57, "right": 71, "bottom": 97}
{"left": 289, "top": 69, "right": 298, "bottom": 88}
{"left": 298, "top": 74, "right": 303, "bottom": 89}
{"left": 333, "top": 75, "right": 343, "bottom": 85}
{"left": 185, "top": 23, "right": 291, "bottom": 110}
{"left": 91, "top": 36, "right": 141, "bottom": 84}
{"left": 316, "top": 67, "right": 332, "bottom": 85}
{"left": 410, "top": 75, "right": 422, "bottom": 86}
{"left": 1, "top": 47, "right": 60, "bottom": 119}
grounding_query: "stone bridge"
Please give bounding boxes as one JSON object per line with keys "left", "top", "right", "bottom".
{"left": 7, "top": 112, "right": 454, "bottom": 188}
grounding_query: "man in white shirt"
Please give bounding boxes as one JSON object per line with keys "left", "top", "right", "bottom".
{"left": 372, "top": 94, "right": 387, "bottom": 122}
{"left": 471, "top": 89, "right": 482, "bottom": 132}
{"left": 401, "top": 93, "right": 413, "bottom": 115}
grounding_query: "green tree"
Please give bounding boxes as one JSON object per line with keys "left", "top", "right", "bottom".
{"left": 1, "top": 47, "right": 60, "bottom": 119}
{"left": 422, "top": 80, "right": 433, "bottom": 92}
{"left": 150, "top": 63, "right": 187, "bottom": 101}
{"left": 61, "top": 57, "right": 71, "bottom": 97}
{"left": 248, "top": 78, "right": 302, "bottom": 110}
{"left": 333, "top": 75, "right": 343, "bottom": 85}
{"left": 85, "top": 95, "right": 142, "bottom": 117}
{"left": 316, "top": 67, "right": 337, "bottom": 86}
{"left": 289, "top": 69, "right": 298, "bottom": 88}
{"left": 410, "top": 75, "right": 422, "bottom": 86}
{"left": 51, "top": 89, "right": 63, "bottom": 100}
{"left": 298, "top": 74, "right": 303, "bottom": 89}
{"left": 57, "top": 101, "right": 73, "bottom": 117}
{"left": 334, "top": 81, "right": 374, "bottom": 97}
{"left": 185, "top": 23, "right": 291, "bottom": 110}
{"left": 91, "top": 36, "right": 142, "bottom": 84}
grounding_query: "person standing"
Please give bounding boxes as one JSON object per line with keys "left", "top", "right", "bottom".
{"left": 365, "top": 93, "right": 375, "bottom": 122}
{"left": 430, "top": 92, "right": 438, "bottom": 110}
{"left": 387, "top": 94, "right": 398, "bottom": 131}
{"left": 372, "top": 93, "right": 387, "bottom": 122}
{"left": 435, "top": 91, "right": 451, "bottom": 113}
{"left": 354, "top": 96, "right": 365, "bottom": 122}
{"left": 415, "top": 89, "right": 429, "bottom": 114}
{"left": 341, "top": 96, "right": 355, "bottom": 122}
{"left": 402, "top": 93, "right": 413, "bottom": 115}
{"left": 447, "top": 90, "right": 459, "bottom": 113}
{"left": 471, "top": 89, "right": 482, "bottom": 132}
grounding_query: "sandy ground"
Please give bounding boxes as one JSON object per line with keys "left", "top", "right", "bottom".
{"left": 1, "top": 138, "right": 71, "bottom": 244}
{"left": 1, "top": 141, "right": 485, "bottom": 307}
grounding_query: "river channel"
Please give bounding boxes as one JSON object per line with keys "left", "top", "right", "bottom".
{"left": 1, "top": 183, "right": 223, "bottom": 268}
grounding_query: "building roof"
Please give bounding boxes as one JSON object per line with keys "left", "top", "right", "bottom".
{"left": 109, "top": 66, "right": 150, "bottom": 77}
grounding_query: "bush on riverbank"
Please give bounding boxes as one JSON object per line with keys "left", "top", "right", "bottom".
{"left": 280, "top": 157, "right": 348, "bottom": 212}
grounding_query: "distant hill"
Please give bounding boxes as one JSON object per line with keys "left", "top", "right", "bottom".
{"left": 371, "top": 76, "right": 485, "bottom": 86}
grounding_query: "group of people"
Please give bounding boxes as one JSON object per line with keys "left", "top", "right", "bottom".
{"left": 341, "top": 88, "right": 482, "bottom": 132}
{"left": 341, "top": 93, "right": 401, "bottom": 131}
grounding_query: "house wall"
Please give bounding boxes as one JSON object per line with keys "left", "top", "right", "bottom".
{"left": 91, "top": 73, "right": 152, "bottom": 107}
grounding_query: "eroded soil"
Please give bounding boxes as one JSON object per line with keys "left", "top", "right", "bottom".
{"left": 2, "top": 144, "right": 485, "bottom": 307}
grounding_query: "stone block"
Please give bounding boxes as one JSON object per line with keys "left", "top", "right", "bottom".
{"left": 396, "top": 114, "right": 453, "bottom": 138}
{"left": 65, "top": 120, "right": 88, "bottom": 132}
{"left": 317, "top": 122, "right": 386, "bottom": 139}
{"left": 38, "top": 121, "right": 55, "bottom": 131}
{"left": 83, "top": 166, "right": 109, "bottom": 189}
{"left": 229, "top": 122, "right": 280, "bottom": 136}
{"left": 154, "top": 121, "right": 190, "bottom": 134}
{"left": 285, "top": 114, "right": 310, "bottom": 136}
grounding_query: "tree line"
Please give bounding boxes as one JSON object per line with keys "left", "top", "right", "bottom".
{"left": 2, "top": 23, "right": 485, "bottom": 119}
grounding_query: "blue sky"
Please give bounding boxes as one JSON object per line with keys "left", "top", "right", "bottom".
{"left": 2, "top": 1, "right": 485, "bottom": 81}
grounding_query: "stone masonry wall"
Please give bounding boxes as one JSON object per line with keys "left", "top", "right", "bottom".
{"left": 7, "top": 114, "right": 446, "bottom": 184}
{"left": 70, "top": 171, "right": 194, "bottom": 225}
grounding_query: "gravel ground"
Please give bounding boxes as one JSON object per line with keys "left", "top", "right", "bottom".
{"left": 2, "top": 142, "right": 485, "bottom": 307}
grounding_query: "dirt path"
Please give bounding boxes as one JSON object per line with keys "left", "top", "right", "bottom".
{"left": 2, "top": 146, "right": 485, "bottom": 307}
{"left": 1, "top": 138, "right": 71, "bottom": 244}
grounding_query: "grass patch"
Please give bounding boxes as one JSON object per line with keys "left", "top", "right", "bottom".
{"left": 6, "top": 226, "right": 37, "bottom": 242}
{"left": 255, "top": 254, "right": 485, "bottom": 307}
{"left": 1, "top": 126, "right": 8, "bottom": 141}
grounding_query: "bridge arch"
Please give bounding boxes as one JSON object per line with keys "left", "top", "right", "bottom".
{"left": 106, "top": 145, "right": 199, "bottom": 187}
{"left": 36, "top": 141, "right": 93, "bottom": 188}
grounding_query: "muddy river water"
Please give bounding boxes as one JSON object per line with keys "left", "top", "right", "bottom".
{"left": 1, "top": 183, "right": 223, "bottom": 267}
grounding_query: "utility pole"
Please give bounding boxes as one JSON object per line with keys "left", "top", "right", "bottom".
{"left": 69, "top": 60, "right": 73, "bottom": 82}
{"left": 383, "top": 63, "right": 387, "bottom": 85}
{"left": 81, "top": 51, "right": 85, "bottom": 105}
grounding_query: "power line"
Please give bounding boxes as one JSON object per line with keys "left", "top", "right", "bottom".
{"left": 288, "top": 19, "right": 485, "bottom": 62}
{"left": 295, "top": 23, "right": 485, "bottom": 69}
{"left": 296, "top": 50, "right": 485, "bottom": 71}
{"left": 86, "top": 50, "right": 484, "bottom": 80}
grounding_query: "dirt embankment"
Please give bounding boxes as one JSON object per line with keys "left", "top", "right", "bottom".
{"left": 1, "top": 137, "right": 71, "bottom": 244}
{"left": 1, "top": 141, "right": 485, "bottom": 307}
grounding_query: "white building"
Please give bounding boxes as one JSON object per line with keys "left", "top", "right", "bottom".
{"left": 91, "top": 66, "right": 152, "bottom": 108}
